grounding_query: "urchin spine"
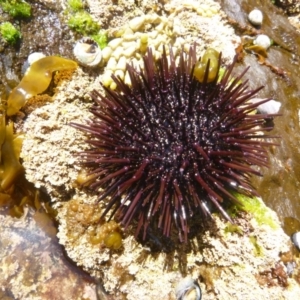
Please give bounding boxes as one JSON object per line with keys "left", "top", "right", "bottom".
{"left": 70, "top": 45, "right": 279, "bottom": 242}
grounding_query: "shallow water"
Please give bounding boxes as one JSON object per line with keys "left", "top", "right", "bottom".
{"left": 220, "top": 0, "right": 300, "bottom": 224}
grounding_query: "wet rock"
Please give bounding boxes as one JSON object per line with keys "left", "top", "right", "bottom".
{"left": 0, "top": 1, "right": 75, "bottom": 100}
{"left": 218, "top": 0, "right": 300, "bottom": 224}
{"left": 219, "top": 0, "right": 300, "bottom": 53}
{"left": 0, "top": 211, "right": 98, "bottom": 300}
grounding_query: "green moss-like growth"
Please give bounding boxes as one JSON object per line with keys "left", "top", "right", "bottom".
{"left": 68, "top": 11, "right": 100, "bottom": 35}
{"left": 249, "top": 235, "right": 264, "bottom": 256}
{"left": 224, "top": 223, "right": 243, "bottom": 235}
{"left": 0, "top": 22, "right": 21, "bottom": 44}
{"left": 230, "top": 193, "right": 279, "bottom": 229}
{"left": 67, "top": 0, "right": 84, "bottom": 12}
{"left": 91, "top": 32, "right": 108, "bottom": 49}
{"left": 0, "top": 0, "right": 31, "bottom": 18}
{"left": 65, "top": 0, "right": 107, "bottom": 48}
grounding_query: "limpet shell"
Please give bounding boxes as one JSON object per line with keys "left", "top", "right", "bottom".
{"left": 248, "top": 9, "right": 263, "bottom": 26}
{"left": 73, "top": 37, "right": 102, "bottom": 67}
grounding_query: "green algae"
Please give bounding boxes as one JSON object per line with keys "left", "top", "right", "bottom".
{"left": 65, "top": 0, "right": 107, "bottom": 49}
{"left": 6, "top": 56, "right": 77, "bottom": 116}
{"left": 224, "top": 223, "right": 243, "bottom": 235}
{"left": 67, "top": 0, "right": 84, "bottom": 12}
{"left": 0, "top": 116, "right": 24, "bottom": 191}
{"left": 67, "top": 11, "right": 100, "bottom": 35}
{"left": 230, "top": 194, "right": 279, "bottom": 229}
{"left": 91, "top": 32, "right": 108, "bottom": 49}
{"left": 0, "top": 22, "right": 21, "bottom": 44}
{"left": 0, "top": 0, "right": 31, "bottom": 18}
{"left": 249, "top": 235, "right": 264, "bottom": 256}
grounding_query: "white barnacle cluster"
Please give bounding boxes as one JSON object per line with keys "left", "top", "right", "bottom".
{"left": 100, "top": 1, "right": 220, "bottom": 90}
{"left": 101, "top": 13, "right": 174, "bottom": 90}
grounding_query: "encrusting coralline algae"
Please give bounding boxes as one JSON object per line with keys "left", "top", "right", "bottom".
{"left": 16, "top": 0, "right": 300, "bottom": 299}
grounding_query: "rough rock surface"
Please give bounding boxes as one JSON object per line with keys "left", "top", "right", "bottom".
{"left": 0, "top": 210, "right": 98, "bottom": 300}
{"left": 18, "top": 0, "right": 300, "bottom": 299}
{"left": 56, "top": 196, "right": 300, "bottom": 299}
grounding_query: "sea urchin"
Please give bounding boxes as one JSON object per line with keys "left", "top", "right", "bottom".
{"left": 70, "top": 45, "right": 279, "bottom": 243}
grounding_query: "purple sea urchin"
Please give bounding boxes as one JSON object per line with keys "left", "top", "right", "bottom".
{"left": 71, "top": 45, "right": 279, "bottom": 243}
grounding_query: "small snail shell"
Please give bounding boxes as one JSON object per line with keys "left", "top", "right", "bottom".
{"left": 253, "top": 34, "right": 271, "bottom": 50}
{"left": 73, "top": 37, "right": 102, "bottom": 67}
{"left": 175, "top": 277, "right": 202, "bottom": 300}
{"left": 292, "top": 232, "right": 300, "bottom": 251}
{"left": 248, "top": 9, "right": 263, "bottom": 26}
{"left": 251, "top": 98, "right": 281, "bottom": 115}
